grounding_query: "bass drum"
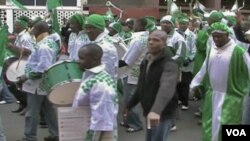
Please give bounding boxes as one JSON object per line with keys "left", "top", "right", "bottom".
{"left": 2, "top": 49, "right": 18, "bottom": 84}
{"left": 40, "top": 60, "right": 83, "bottom": 106}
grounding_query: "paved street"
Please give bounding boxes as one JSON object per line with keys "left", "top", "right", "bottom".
{"left": 0, "top": 100, "right": 202, "bottom": 141}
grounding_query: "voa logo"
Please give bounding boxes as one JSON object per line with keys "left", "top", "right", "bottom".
{"left": 226, "top": 129, "right": 247, "bottom": 136}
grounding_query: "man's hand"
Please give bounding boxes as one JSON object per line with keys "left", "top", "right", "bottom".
{"left": 17, "top": 75, "right": 27, "bottom": 84}
{"left": 147, "top": 112, "right": 160, "bottom": 129}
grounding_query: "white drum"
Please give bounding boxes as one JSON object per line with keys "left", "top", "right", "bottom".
{"left": 48, "top": 82, "right": 80, "bottom": 106}
{"left": 6, "top": 59, "right": 27, "bottom": 82}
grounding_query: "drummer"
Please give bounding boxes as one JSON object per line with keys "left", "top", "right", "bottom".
{"left": 7, "top": 16, "right": 34, "bottom": 58}
{"left": 68, "top": 13, "right": 90, "bottom": 61}
{"left": 73, "top": 43, "right": 118, "bottom": 140}
{"left": 5, "top": 16, "right": 35, "bottom": 114}
{"left": 16, "top": 21, "right": 58, "bottom": 141}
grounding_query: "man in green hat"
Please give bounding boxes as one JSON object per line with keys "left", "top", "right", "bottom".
{"left": 160, "top": 15, "right": 188, "bottom": 66}
{"left": 68, "top": 13, "right": 90, "bottom": 61}
{"left": 192, "top": 10, "right": 226, "bottom": 125}
{"left": 85, "top": 14, "right": 118, "bottom": 81}
{"left": 175, "top": 15, "right": 197, "bottom": 111}
{"left": 190, "top": 22, "right": 250, "bottom": 141}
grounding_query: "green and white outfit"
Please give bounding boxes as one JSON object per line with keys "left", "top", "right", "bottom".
{"left": 73, "top": 64, "right": 118, "bottom": 141}
{"left": 167, "top": 29, "right": 188, "bottom": 66}
{"left": 68, "top": 31, "right": 90, "bottom": 61}
{"left": 190, "top": 39, "right": 250, "bottom": 141}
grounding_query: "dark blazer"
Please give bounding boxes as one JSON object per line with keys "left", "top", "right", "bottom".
{"left": 127, "top": 48, "right": 179, "bottom": 121}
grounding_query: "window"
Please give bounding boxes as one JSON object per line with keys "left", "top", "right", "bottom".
{"left": 19, "top": 0, "right": 77, "bottom": 6}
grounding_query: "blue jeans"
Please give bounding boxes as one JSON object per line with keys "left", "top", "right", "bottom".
{"left": 242, "top": 94, "right": 250, "bottom": 125}
{"left": 122, "top": 77, "right": 143, "bottom": 130}
{"left": 24, "top": 93, "right": 58, "bottom": 140}
{"left": 146, "top": 118, "right": 174, "bottom": 141}
{"left": 0, "top": 116, "right": 6, "bottom": 141}
{"left": 0, "top": 77, "right": 15, "bottom": 103}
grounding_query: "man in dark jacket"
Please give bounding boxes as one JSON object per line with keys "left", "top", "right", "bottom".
{"left": 125, "top": 30, "right": 179, "bottom": 141}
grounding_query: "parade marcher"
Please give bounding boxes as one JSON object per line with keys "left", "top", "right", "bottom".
{"left": 190, "top": 22, "right": 250, "bottom": 141}
{"left": 160, "top": 15, "right": 187, "bottom": 65}
{"left": 124, "top": 30, "right": 179, "bottom": 141}
{"left": 85, "top": 14, "right": 119, "bottom": 81}
{"left": 73, "top": 43, "right": 118, "bottom": 141}
{"left": 119, "top": 17, "right": 149, "bottom": 132}
{"left": 192, "top": 10, "right": 224, "bottom": 121}
{"left": 68, "top": 13, "right": 90, "bottom": 61}
{"left": 176, "top": 15, "right": 197, "bottom": 110}
{"left": 16, "top": 21, "right": 58, "bottom": 141}
{"left": 3, "top": 17, "right": 34, "bottom": 114}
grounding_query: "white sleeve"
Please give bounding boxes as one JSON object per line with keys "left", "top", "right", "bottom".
{"left": 190, "top": 58, "right": 208, "bottom": 89}
{"left": 122, "top": 40, "right": 145, "bottom": 66}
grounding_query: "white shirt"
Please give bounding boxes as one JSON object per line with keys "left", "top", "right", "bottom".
{"left": 122, "top": 31, "right": 149, "bottom": 84}
{"left": 94, "top": 32, "right": 119, "bottom": 81}
{"left": 68, "top": 30, "right": 90, "bottom": 61}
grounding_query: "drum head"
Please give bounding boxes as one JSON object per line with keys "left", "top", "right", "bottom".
{"left": 6, "top": 60, "right": 27, "bottom": 82}
{"left": 48, "top": 82, "right": 80, "bottom": 106}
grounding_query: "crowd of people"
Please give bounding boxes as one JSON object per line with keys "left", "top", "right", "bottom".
{"left": 0, "top": 6, "right": 250, "bottom": 141}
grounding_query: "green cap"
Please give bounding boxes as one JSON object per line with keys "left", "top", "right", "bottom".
{"left": 109, "top": 22, "right": 122, "bottom": 33}
{"left": 160, "top": 15, "right": 174, "bottom": 26}
{"left": 209, "top": 11, "right": 223, "bottom": 23}
{"left": 70, "top": 13, "right": 85, "bottom": 28}
{"left": 85, "top": 14, "right": 105, "bottom": 31}
{"left": 208, "top": 22, "right": 231, "bottom": 34}
{"left": 226, "top": 16, "right": 236, "bottom": 26}
{"left": 176, "top": 14, "right": 189, "bottom": 24}
{"left": 15, "top": 19, "right": 28, "bottom": 28}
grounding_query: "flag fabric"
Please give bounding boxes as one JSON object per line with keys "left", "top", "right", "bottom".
{"left": 9, "top": 0, "right": 27, "bottom": 10}
{"left": 46, "top": 0, "right": 62, "bottom": 34}
{"left": 0, "top": 25, "right": 9, "bottom": 75}
{"left": 46, "top": 0, "right": 62, "bottom": 10}
{"left": 193, "top": 0, "right": 206, "bottom": 14}
{"left": 231, "top": 0, "right": 238, "bottom": 12}
{"left": 51, "top": 9, "right": 60, "bottom": 33}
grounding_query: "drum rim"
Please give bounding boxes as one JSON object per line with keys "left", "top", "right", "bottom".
{"left": 43, "top": 79, "right": 82, "bottom": 92}
{"left": 6, "top": 59, "right": 27, "bottom": 82}
{"left": 47, "top": 81, "right": 81, "bottom": 106}
{"left": 45, "top": 59, "right": 78, "bottom": 71}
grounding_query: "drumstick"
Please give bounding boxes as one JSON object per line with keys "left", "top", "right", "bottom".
{"left": 16, "top": 47, "right": 24, "bottom": 70}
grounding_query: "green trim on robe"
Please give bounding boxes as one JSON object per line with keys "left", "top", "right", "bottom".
{"left": 193, "top": 30, "right": 209, "bottom": 75}
{"left": 202, "top": 45, "right": 250, "bottom": 141}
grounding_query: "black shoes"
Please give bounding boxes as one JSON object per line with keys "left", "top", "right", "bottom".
{"left": 44, "top": 136, "right": 59, "bottom": 141}
{"left": 12, "top": 105, "right": 24, "bottom": 113}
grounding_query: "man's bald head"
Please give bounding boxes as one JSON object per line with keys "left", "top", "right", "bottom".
{"left": 79, "top": 43, "right": 103, "bottom": 61}
{"left": 78, "top": 43, "right": 103, "bottom": 70}
{"left": 147, "top": 30, "right": 167, "bottom": 55}
{"left": 150, "top": 30, "right": 167, "bottom": 45}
